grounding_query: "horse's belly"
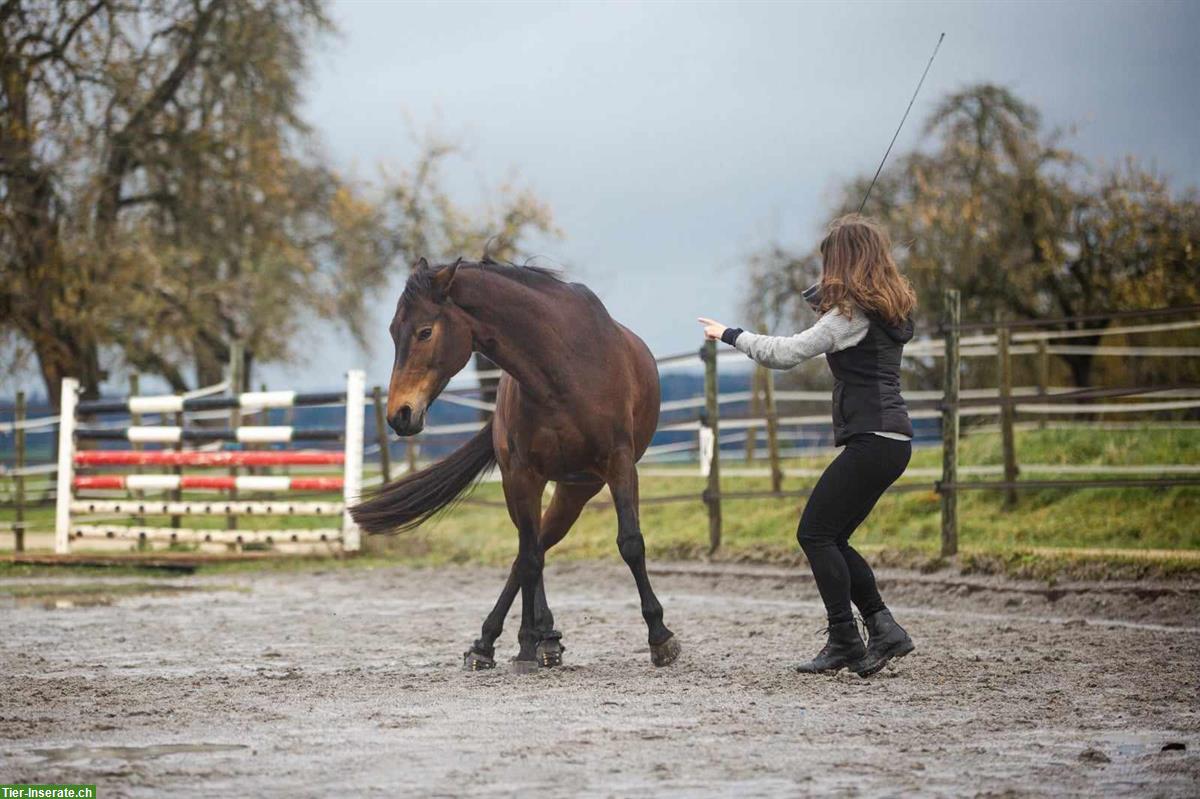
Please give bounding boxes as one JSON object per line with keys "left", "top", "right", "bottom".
{"left": 526, "top": 419, "right": 599, "bottom": 480}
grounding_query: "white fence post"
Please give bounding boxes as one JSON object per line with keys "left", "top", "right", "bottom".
{"left": 698, "top": 424, "right": 714, "bottom": 477}
{"left": 341, "top": 369, "right": 365, "bottom": 553}
{"left": 54, "top": 378, "right": 79, "bottom": 554}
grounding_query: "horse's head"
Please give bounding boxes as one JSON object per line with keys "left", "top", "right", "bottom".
{"left": 386, "top": 258, "right": 474, "bottom": 436}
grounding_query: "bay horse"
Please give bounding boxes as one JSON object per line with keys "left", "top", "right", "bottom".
{"left": 350, "top": 257, "right": 681, "bottom": 671}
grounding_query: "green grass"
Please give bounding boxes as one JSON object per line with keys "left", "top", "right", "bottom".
{"left": 2, "top": 427, "right": 1197, "bottom": 580}
{"left": 369, "top": 426, "right": 1199, "bottom": 567}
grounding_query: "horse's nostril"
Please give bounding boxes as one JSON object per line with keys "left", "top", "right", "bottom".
{"left": 399, "top": 405, "right": 413, "bottom": 423}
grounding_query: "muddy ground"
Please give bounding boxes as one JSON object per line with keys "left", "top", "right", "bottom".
{"left": 1, "top": 561, "right": 1198, "bottom": 797}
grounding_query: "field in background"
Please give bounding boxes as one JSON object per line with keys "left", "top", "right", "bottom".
{"left": 362, "top": 427, "right": 1197, "bottom": 574}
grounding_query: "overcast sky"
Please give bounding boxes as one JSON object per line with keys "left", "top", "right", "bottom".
{"left": 259, "top": 0, "right": 1199, "bottom": 390}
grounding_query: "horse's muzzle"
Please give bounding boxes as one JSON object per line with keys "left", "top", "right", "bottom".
{"left": 388, "top": 404, "right": 426, "bottom": 437}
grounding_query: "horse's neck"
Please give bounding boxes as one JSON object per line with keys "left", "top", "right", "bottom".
{"left": 455, "top": 269, "right": 577, "bottom": 402}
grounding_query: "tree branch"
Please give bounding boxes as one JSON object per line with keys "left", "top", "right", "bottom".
{"left": 31, "top": 0, "right": 107, "bottom": 65}
{"left": 118, "top": 191, "right": 175, "bottom": 209}
{"left": 96, "top": 0, "right": 226, "bottom": 234}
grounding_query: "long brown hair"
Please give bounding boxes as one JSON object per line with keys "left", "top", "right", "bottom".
{"left": 816, "top": 214, "right": 916, "bottom": 326}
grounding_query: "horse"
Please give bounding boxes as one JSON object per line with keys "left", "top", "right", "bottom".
{"left": 350, "top": 257, "right": 681, "bottom": 671}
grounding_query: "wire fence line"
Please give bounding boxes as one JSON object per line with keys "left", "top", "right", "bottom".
{"left": 910, "top": 343, "right": 1200, "bottom": 358}
{"left": 1009, "top": 317, "right": 1200, "bottom": 342}
{"left": 946, "top": 302, "right": 1200, "bottom": 333}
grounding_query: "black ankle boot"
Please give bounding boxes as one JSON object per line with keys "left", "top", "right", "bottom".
{"left": 794, "top": 620, "right": 867, "bottom": 674}
{"left": 854, "top": 609, "right": 915, "bottom": 677}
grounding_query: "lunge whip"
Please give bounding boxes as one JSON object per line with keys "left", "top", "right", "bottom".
{"left": 858, "top": 32, "right": 945, "bottom": 213}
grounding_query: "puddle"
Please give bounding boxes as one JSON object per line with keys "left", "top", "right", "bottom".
{"left": 33, "top": 596, "right": 117, "bottom": 610}
{"left": 1001, "top": 727, "right": 1193, "bottom": 767}
{"left": 2, "top": 582, "right": 226, "bottom": 610}
{"left": 33, "top": 743, "right": 249, "bottom": 764}
{"left": 1110, "top": 739, "right": 1189, "bottom": 757}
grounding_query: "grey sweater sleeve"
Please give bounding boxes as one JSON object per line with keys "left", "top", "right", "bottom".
{"left": 732, "top": 308, "right": 869, "bottom": 369}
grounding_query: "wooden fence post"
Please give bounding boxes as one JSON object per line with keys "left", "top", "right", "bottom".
{"left": 997, "top": 320, "right": 1018, "bottom": 509}
{"left": 745, "top": 367, "right": 762, "bottom": 463}
{"left": 282, "top": 402, "right": 295, "bottom": 483}
{"left": 702, "top": 339, "right": 722, "bottom": 553}
{"left": 372, "top": 385, "right": 391, "bottom": 483}
{"left": 254, "top": 382, "right": 268, "bottom": 480}
{"left": 940, "top": 289, "right": 960, "bottom": 557}
{"left": 1035, "top": 338, "right": 1049, "bottom": 431}
{"left": 406, "top": 435, "right": 419, "bottom": 474}
{"left": 763, "top": 367, "right": 782, "bottom": 493}
{"left": 14, "top": 391, "right": 26, "bottom": 552}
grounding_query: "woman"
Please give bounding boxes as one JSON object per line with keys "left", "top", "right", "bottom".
{"left": 698, "top": 214, "right": 916, "bottom": 677}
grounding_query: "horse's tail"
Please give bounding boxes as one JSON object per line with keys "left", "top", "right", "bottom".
{"left": 350, "top": 420, "right": 496, "bottom": 534}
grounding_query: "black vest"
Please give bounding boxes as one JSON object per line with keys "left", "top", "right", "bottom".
{"left": 825, "top": 314, "right": 914, "bottom": 445}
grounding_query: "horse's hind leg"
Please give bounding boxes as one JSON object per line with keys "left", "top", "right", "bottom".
{"left": 607, "top": 453, "right": 680, "bottom": 667}
{"left": 464, "top": 480, "right": 602, "bottom": 670}
{"left": 528, "top": 480, "right": 604, "bottom": 666}
{"left": 464, "top": 569, "right": 521, "bottom": 670}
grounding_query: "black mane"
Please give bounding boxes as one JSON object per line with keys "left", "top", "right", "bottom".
{"left": 400, "top": 258, "right": 563, "bottom": 310}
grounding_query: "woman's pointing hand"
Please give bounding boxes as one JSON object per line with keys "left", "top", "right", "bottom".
{"left": 697, "top": 317, "right": 728, "bottom": 341}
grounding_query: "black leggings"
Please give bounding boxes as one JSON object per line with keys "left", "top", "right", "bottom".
{"left": 797, "top": 434, "right": 911, "bottom": 626}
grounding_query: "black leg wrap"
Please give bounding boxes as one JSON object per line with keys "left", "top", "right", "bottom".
{"left": 535, "top": 636, "right": 565, "bottom": 667}
{"left": 617, "top": 534, "right": 645, "bottom": 562}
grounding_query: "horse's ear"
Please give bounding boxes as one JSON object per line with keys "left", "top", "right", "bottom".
{"left": 432, "top": 259, "right": 460, "bottom": 302}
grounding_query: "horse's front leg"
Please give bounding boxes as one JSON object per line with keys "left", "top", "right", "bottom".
{"left": 501, "top": 468, "right": 547, "bottom": 674}
{"left": 607, "top": 452, "right": 681, "bottom": 667}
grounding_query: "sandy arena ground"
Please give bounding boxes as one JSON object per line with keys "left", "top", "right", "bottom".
{"left": 1, "top": 560, "right": 1198, "bottom": 797}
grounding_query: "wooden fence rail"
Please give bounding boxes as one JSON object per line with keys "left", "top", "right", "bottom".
{"left": 12, "top": 391, "right": 26, "bottom": 552}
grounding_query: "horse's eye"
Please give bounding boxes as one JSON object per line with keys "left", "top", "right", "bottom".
{"left": 417, "top": 327, "right": 433, "bottom": 341}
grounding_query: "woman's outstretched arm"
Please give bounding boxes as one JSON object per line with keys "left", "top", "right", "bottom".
{"left": 696, "top": 309, "right": 869, "bottom": 370}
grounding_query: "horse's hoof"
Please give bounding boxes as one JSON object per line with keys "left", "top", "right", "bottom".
{"left": 463, "top": 650, "right": 495, "bottom": 671}
{"left": 650, "top": 635, "right": 682, "bottom": 667}
{"left": 536, "top": 638, "right": 565, "bottom": 668}
{"left": 510, "top": 657, "right": 539, "bottom": 675}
